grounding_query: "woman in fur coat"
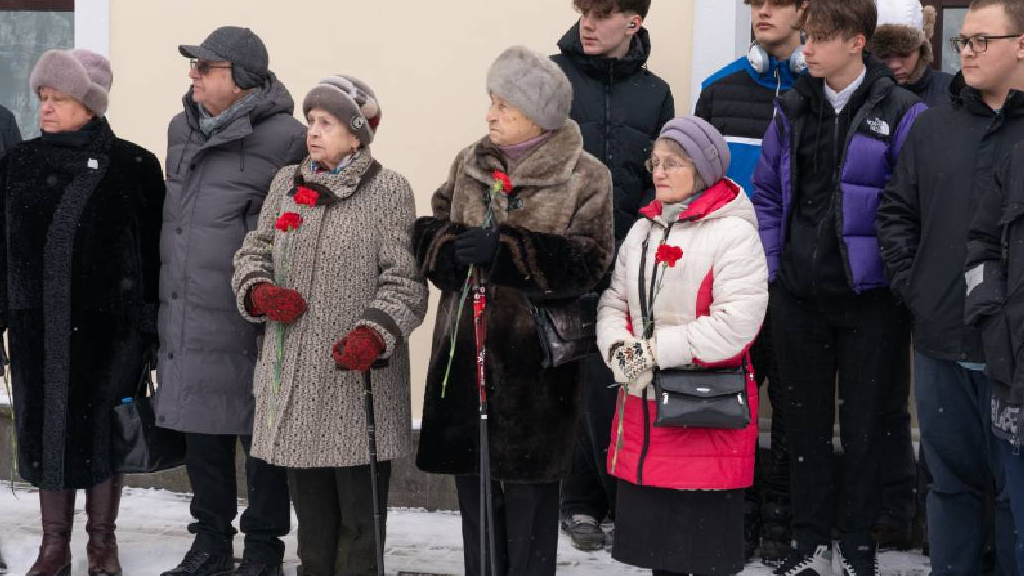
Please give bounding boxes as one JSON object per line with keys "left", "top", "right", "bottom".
{"left": 1, "top": 49, "right": 165, "bottom": 576}
{"left": 596, "top": 116, "right": 768, "bottom": 576}
{"left": 232, "top": 75, "right": 427, "bottom": 576}
{"left": 414, "top": 45, "right": 615, "bottom": 576}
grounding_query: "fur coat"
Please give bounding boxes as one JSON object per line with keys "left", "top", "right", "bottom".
{"left": 414, "top": 120, "right": 615, "bottom": 482}
{"left": 0, "top": 118, "right": 165, "bottom": 489}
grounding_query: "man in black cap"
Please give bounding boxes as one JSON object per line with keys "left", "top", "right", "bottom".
{"left": 155, "top": 26, "right": 306, "bottom": 576}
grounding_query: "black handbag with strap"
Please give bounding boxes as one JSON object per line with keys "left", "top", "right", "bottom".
{"left": 530, "top": 293, "right": 600, "bottom": 369}
{"left": 637, "top": 231, "right": 752, "bottom": 430}
{"left": 111, "top": 363, "right": 187, "bottom": 474}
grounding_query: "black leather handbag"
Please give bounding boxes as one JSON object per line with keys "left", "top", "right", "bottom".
{"left": 530, "top": 293, "right": 600, "bottom": 368}
{"left": 111, "top": 364, "right": 187, "bottom": 474}
{"left": 638, "top": 232, "right": 752, "bottom": 430}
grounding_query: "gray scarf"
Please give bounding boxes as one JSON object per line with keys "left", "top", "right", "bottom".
{"left": 198, "top": 89, "right": 262, "bottom": 137}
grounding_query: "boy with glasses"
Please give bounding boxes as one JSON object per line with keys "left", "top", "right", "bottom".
{"left": 695, "top": 0, "right": 807, "bottom": 562}
{"left": 551, "top": 0, "right": 674, "bottom": 552}
{"left": 753, "top": 0, "right": 925, "bottom": 573}
{"left": 879, "top": 1, "right": 1024, "bottom": 573}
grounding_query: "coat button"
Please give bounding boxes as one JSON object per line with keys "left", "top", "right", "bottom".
{"left": 171, "top": 292, "right": 178, "bottom": 300}
{"left": 960, "top": 353, "right": 968, "bottom": 360}
{"left": 176, "top": 227, "right": 183, "bottom": 234}
{"left": 167, "top": 353, "right": 174, "bottom": 360}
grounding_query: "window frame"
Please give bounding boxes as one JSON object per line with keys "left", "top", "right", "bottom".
{"left": 924, "top": 0, "right": 971, "bottom": 72}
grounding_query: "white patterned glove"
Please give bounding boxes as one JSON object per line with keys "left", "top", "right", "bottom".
{"left": 609, "top": 337, "right": 657, "bottom": 390}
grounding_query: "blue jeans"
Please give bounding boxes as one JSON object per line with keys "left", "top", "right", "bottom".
{"left": 914, "top": 352, "right": 1016, "bottom": 576}
{"left": 998, "top": 436, "right": 1024, "bottom": 571}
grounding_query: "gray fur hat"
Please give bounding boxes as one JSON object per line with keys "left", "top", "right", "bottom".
{"left": 658, "top": 116, "right": 731, "bottom": 187}
{"left": 486, "top": 46, "right": 572, "bottom": 131}
{"left": 30, "top": 49, "right": 112, "bottom": 116}
{"left": 303, "top": 75, "right": 381, "bottom": 147}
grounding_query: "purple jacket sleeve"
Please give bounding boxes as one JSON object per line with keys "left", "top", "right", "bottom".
{"left": 752, "top": 116, "right": 786, "bottom": 282}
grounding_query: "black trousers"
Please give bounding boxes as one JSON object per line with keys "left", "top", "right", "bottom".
{"left": 559, "top": 354, "right": 618, "bottom": 521}
{"left": 769, "top": 284, "right": 911, "bottom": 549}
{"left": 288, "top": 462, "right": 392, "bottom": 576}
{"left": 747, "top": 313, "right": 791, "bottom": 527}
{"left": 184, "top": 433, "right": 290, "bottom": 564}
{"left": 455, "top": 475, "right": 560, "bottom": 576}
{"left": 878, "top": 341, "right": 916, "bottom": 531}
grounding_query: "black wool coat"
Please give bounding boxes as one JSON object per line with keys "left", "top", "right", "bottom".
{"left": 0, "top": 118, "right": 165, "bottom": 490}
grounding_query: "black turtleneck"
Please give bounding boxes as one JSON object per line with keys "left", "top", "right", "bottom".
{"left": 41, "top": 116, "right": 103, "bottom": 149}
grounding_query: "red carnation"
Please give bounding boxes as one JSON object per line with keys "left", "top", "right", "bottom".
{"left": 492, "top": 170, "right": 513, "bottom": 194}
{"left": 655, "top": 244, "right": 683, "bottom": 268}
{"left": 293, "top": 186, "right": 319, "bottom": 207}
{"left": 275, "top": 212, "right": 303, "bottom": 232}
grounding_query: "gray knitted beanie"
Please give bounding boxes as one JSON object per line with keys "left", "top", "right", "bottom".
{"left": 486, "top": 46, "right": 572, "bottom": 131}
{"left": 658, "top": 116, "right": 731, "bottom": 186}
{"left": 30, "top": 49, "right": 113, "bottom": 116}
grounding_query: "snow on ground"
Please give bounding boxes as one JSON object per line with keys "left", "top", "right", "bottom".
{"left": 0, "top": 484, "right": 930, "bottom": 575}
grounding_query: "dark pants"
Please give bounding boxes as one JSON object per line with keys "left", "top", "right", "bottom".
{"left": 879, "top": 343, "right": 916, "bottom": 532}
{"left": 560, "top": 354, "right": 618, "bottom": 521}
{"left": 915, "top": 353, "right": 1016, "bottom": 576}
{"left": 747, "top": 314, "right": 791, "bottom": 533}
{"left": 288, "top": 462, "right": 392, "bottom": 576}
{"left": 998, "top": 437, "right": 1024, "bottom": 570}
{"left": 184, "top": 433, "right": 290, "bottom": 564}
{"left": 770, "top": 285, "right": 910, "bottom": 550}
{"left": 455, "top": 475, "right": 560, "bottom": 576}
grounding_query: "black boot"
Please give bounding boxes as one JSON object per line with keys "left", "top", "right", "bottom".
{"left": 86, "top": 476, "right": 123, "bottom": 576}
{"left": 160, "top": 549, "right": 234, "bottom": 576}
{"left": 26, "top": 489, "right": 76, "bottom": 576}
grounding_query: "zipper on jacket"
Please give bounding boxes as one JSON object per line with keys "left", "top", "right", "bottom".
{"left": 604, "top": 62, "right": 614, "bottom": 163}
{"left": 636, "top": 386, "right": 651, "bottom": 485}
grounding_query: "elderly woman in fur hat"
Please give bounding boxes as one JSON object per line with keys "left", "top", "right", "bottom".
{"left": 231, "top": 76, "right": 427, "bottom": 576}
{"left": 414, "top": 46, "right": 614, "bottom": 575}
{"left": 1, "top": 49, "right": 165, "bottom": 576}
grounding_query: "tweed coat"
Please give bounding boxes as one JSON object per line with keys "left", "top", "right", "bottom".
{"left": 414, "top": 120, "right": 615, "bottom": 482}
{"left": 232, "top": 150, "right": 427, "bottom": 468}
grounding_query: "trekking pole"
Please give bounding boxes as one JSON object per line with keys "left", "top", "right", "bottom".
{"left": 360, "top": 358, "right": 389, "bottom": 576}
{"left": 471, "top": 269, "right": 500, "bottom": 576}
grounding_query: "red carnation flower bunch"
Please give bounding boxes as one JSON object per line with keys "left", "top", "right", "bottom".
{"left": 641, "top": 242, "right": 684, "bottom": 336}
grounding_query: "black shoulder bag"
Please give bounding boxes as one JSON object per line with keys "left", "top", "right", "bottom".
{"left": 111, "top": 363, "right": 187, "bottom": 474}
{"left": 530, "top": 293, "right": 600, "bottom": 368}
{"left": 638, "top": 230, "right": 752, "bottom": 430}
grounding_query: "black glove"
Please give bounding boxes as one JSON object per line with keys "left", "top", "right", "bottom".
{"left": 453, "top": 227, "right": 499, "bottom": 267}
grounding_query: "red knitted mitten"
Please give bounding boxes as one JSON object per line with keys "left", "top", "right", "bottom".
{"left": 249, "top": 283, "right": 307, "bottom": 323}
{"left": 333, "top": 326, "right": 386, "bottom": 372}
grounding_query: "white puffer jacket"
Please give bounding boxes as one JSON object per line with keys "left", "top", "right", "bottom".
{"left": 597, "top": 178, "right": 769, "bottom": 398}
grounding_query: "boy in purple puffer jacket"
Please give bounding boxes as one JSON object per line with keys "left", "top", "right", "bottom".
{"left": 752, "top": 0, "right": 925, "bottom": 574}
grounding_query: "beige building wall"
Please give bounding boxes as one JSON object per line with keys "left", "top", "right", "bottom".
{"left": 105, "top": 0, "right": 696, "bottom": 418}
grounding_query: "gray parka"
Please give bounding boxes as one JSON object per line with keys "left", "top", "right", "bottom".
{"left": 154, "top": 75, "right": 306, "bottom": 435}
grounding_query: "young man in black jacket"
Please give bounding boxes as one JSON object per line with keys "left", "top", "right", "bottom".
{"left": 551, "top": 0, "right": 674, "bottom": 552}
{"left": 695, "top": 0, "right": 806, "bottom": 561}
{"left": 877, "top": 1, "right": 1024, "bottom": 573}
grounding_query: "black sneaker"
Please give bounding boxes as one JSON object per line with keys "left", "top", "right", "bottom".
{"left": 560, "top": 514, "right": 606, "bottom": 551}
{"left": 773, "top": 544, "right": 833, "bottom": 576}
{"left": 160, "top": 550, "right": 233, "bottom": 576}
{"left": 761, "top": 535, "right": 792, "bottom": 567}
{"left": 837, "top": 542, "right": 879, "bottom": 576}
{"left": 228, "top": 560, "right": 280, "bottom": 576}
{"left": 872, "top": 517, "right": 912, "bottom": 551}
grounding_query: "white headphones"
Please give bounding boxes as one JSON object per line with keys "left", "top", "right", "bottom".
{"left": 628, "top": 22, "right": 637, "bottom": 29}
{"left": 747, "top": 42, "right": 807, "bottom": 74}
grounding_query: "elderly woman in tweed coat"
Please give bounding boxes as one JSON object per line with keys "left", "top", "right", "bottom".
{"left": 231, "top": 75, "right": 427, "bottom": 576}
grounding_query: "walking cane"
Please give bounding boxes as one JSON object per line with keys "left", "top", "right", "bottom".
{"left": 471, "top": 269, "right": 500, "bottom": 576}
{"left": 360, "top": 358, "right": 389, "bottom": 576}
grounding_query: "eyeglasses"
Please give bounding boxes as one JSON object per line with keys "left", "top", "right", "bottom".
{"left": 189, "top": 59, "right": 232, "bottom": 75}
{"left": 645, "top": 158, "right": 692, "bottom": 174}
{"left": 950, "top": 34, "right": 1022, "bottom": 54}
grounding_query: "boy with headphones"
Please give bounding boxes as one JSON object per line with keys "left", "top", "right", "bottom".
{"left": 694, "top": 0, "right": 806, "bottom": 564}
{"left": 551, "top": 0, "right": 674, "bottom": 553}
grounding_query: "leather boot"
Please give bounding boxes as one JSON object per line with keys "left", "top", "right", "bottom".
{"left": 26, "top": 489, "right": 75, "bottom": 576}
{"left": 85, "top": 476, "right": 123, "bottom": 576}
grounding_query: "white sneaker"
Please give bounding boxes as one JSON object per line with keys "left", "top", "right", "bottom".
{"left": 773, "top": 544, "right": 834, "bottom": 576}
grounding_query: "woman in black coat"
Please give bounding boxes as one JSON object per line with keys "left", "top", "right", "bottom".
{"left": 2, "top": 49, "right": 164, "bottom": 576}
